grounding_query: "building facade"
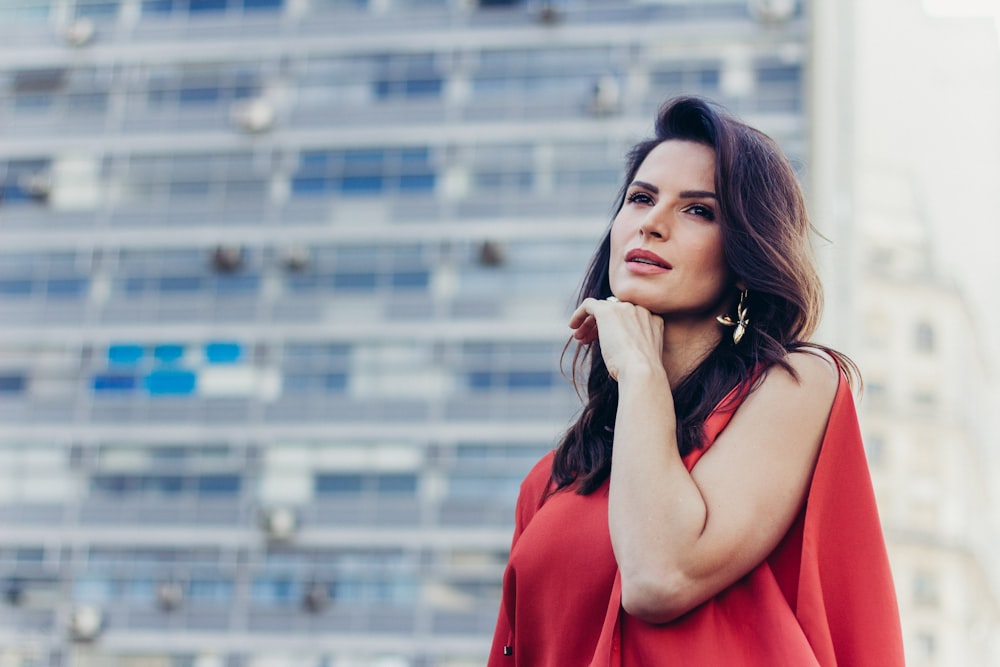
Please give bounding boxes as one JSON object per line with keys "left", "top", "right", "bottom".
{"left": 852, "top": 172, "right": 1000, "bottom": 665}
{"left": 1, "top": 1, "right": 810, "bottom": 666}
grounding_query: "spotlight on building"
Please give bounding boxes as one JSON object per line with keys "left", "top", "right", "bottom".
{"left": 64, "top": 18, "right": 96, "bottom": 47}
{"left": 748, "top": 0, "right": 796, "bottom": 22}
{"left": 477, "top": 240, "right": 506, "bottom": 267}
{"left": 537, "top": 2, "right": 562, "bottom": 24}
{"left": 68, "top": 604, "right": 104, "bottom": 642}
{"left": 302, "top": 582, "right": 330, "bottom": 614}
{"left": 260, "top": 506, "right": 298, "bottom": 542}
{"left": 211, "top": 245, "right": 245, "bottom": 273}
{"left": 231, "top": 98, "right": 276, "bottom": 133}
{"left": 280, "top": 246, "right": 311, "bottom": 273}
{"left": 156, "top": 581, "right": 185, "bottom": 612}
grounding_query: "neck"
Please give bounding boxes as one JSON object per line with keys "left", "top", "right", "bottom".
{"left": 660, "top": 320, "right": 724, "bottom": 389}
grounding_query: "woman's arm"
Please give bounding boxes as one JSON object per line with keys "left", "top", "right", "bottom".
{"left": 612, "top": 350, "right": 836, "bottom": 622}
{"left": 569, "top": 298, "right": 839, "bottom": 623}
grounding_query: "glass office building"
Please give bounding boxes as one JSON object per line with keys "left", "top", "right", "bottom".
{"left": 0, "top": 1, "right": 807, "bottom": 665}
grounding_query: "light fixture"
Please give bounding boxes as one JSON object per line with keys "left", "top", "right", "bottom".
{"left": 280, "top": 246, "right": 311, "bottom": 273}
{"left": 64, "top": 18, "right": 96, "bottom": 47}
{"left": 748, "top": 0, "right": 796, "bottom": 22}
{"left": 231, "top": 98, "right": 276, "bottom": 133}
{"left": 260, "top": 506, "right": 298, "bottom": 542}
{"left": 477, "top": 240, "right": 506, "bottom": 267}
{"left": 211, "top": 245, "right": 245, "bottom": 273}
{"left": 68, "top": 604, "right": 104, "bottom": 642}
{"left": 156, "top": 581, "right": 184, "bottom": 612}
{"left": 302, "top": 582, "right": 329, "bottom": 613}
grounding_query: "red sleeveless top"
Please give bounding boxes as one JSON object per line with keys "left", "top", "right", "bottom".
{"left": 488, "top": 373, "right": 904, "bottom": 666}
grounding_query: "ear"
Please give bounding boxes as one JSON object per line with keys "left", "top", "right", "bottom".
{"left": 734, "top": 280, "right": 747, "bottom": 292}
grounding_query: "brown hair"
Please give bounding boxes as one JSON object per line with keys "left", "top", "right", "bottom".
{"left": 552, "top": 96, "right": 854, "bottom": 495}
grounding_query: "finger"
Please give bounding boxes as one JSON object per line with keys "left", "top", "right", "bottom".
{"left": 568, "top": 297, "right": 602, "bottom": 329}
{"left": 573, "top": 317, "right": 599, "bottom": 342}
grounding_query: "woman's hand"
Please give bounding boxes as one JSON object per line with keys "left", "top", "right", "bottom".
{"left": 568, "top": 297, "right": 665, "bottom": 382}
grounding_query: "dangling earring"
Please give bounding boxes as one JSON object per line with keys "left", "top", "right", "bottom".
{"left": 716, "top": 290, "right": 750, "bottom": 344}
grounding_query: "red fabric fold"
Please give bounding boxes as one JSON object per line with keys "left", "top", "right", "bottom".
{"left": 489, "top": 372, "right": 904, "bottom": 666}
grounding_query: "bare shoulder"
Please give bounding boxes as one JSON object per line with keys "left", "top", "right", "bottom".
{"left": 762, "top": 348, "right": 840, "bottom": 400}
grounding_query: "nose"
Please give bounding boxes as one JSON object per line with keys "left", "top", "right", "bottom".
{"left": 638, "top": 205, "right": 670, "bottom": 240}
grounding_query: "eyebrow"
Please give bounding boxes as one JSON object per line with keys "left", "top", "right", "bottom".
{"left": 630, "top": 180, "right": 718, "bottom": 200}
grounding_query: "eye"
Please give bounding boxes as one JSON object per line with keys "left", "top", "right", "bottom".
{"left": 626, "top": 191, "right": 654, "bottom": 205}
{"left": 685, "top": 203, "right": 716, "bottom": 221}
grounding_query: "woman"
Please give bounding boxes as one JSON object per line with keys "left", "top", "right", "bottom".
{"left": 488, "top": 97, "right": 904, "bottom": 666}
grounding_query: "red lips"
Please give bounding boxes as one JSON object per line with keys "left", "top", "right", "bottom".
{"left": 625, "top": 248, "right": 672, "bottom": 269}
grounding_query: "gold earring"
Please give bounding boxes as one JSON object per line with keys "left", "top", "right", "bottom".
{"left": 716, "top": 290, "right": 749, "bottom": 344}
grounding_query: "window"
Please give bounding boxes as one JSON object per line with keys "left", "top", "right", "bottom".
{"left": 915, "top": 321, "right": 935, "bottom": 353}
{"left": 913, "top": 571, "right": 940, "bottom": 606}
{"left": 291, "top": 147, "right": 436, "bottom": 197}
{"left": 864, "top": 434, "right": 886, "bottom": 466}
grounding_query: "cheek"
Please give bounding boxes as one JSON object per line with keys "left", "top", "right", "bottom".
{"left": 607, "top": 222, "right": 625, "bottom": 261}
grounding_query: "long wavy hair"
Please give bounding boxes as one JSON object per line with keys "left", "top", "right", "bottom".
{"left": 552, "top": 96, "right": 855, "bottom": 495}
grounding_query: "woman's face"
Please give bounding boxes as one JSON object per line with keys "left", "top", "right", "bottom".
{"left": 608, "top": 140, "right": 731, "bottom": 324}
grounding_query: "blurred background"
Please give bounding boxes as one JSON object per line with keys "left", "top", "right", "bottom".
{"left": 0, "top": 0, "right": 998, "bottom": 665}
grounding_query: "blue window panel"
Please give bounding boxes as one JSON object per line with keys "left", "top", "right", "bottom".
{"left": 142, "top": 0, "right": 174, "bottom": 12}
{"left": 332, "top": 579, "right": 362, "bottom": 602}
{"left": 332, "top": 272, "right": 377, "bottom": 290}
{"left": 252, "top": 578, "right": 301, "bottom": 603}
{"left": 315, "top": 473, "right": 363, "bottom": 495}
{"left": 757, "top": 65, "right": 801, "bottom": 84}
{"left": 339, "top": 175, "right": 383, "bottom": 194}
{"left": 76, "top": 1, "right": 121, "bottom": 18}
{"left": 91, "top": 475, "right": 132, "bottom": 494}
{"left": 189, "top": 578, "right": 234, "bottom": 602}
{"left": 108, "top": 344, "right": 144, "bottom": 366}
{"left": 178, "top": 86, "right": 222, "bottom": 105}
{"left": 507, "top": 371, "right": 554, "bottom": 389}
{"left": 391, "top": 271, "right": 429, "bottom": 289}
{"left": 286, "top": 274, "right": 321, "bottom": 291}
{"left": 145, "top": 370, "right": 196, "bottom": 395}
{"left": 215, "top": 275, "right": 260, "bottom": 293}
{"left": 290, "top": 176, "right": 330, "bottom": 195}
{"left": 74, "top": 577, "right": 113, "bottom": 603}
{"left": 124, "top": 277, "right": 148, "bottom": 294}
{"left": 45, "top": 278, "right": 87, "bottom": 297}
{"left": 376, "top": 474, "right": 417, "bottom": 494}
{"left": 325, "top": 373, "right": 348, "bottom": 391}
{"left": 205, "top": 342, "right": 242, "bottom": 364}
{"left": 190, "top": 0, "right": 228, "bottom": 11}
{"left": 467, "top": 371, "right": 493, "bottom": 390}
{"left": 698, "top": 68, "right": 720, "bottom": 89}
{"left": 170, "top": 181, "right": 211, "bottom": 197}
{"left": 93, "top": 374, "right": 137, "bottom": 392}
{"left": 144, "top": 475, "right": 185, "bottom": 494}
{"left": 196, "top": 474, "right": 241, "bottom": 495}
{"left": 159, "top": 276, "right": 204, "bottom": 292}
{"left": 243, "top": 0, "right": 282, "bottom": 8}
{"left": 153, "top": 344, "right": 185, "bottom": 364}
{"left": 0, "top": 279, "right": 33, "bottom": 296}
{"left": 404, "top": 78, "right": 442, "bottom": 96}
{"left": 373, "top": 80, "right": 393, "bottom": 98}
{"left": 400, "top": 147, "right": 430, "bottom": 165}
{"left": 399, "top": 173, "right": 435, "bottom": 192}
{"left": 343, "top": 149, "right": 384, "bottom": 172}
{"left": 299, "top": 151, "right": 332, "bottom": 169}
{"left": 0, "top": 375, "right": 27, "bottom": 393}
